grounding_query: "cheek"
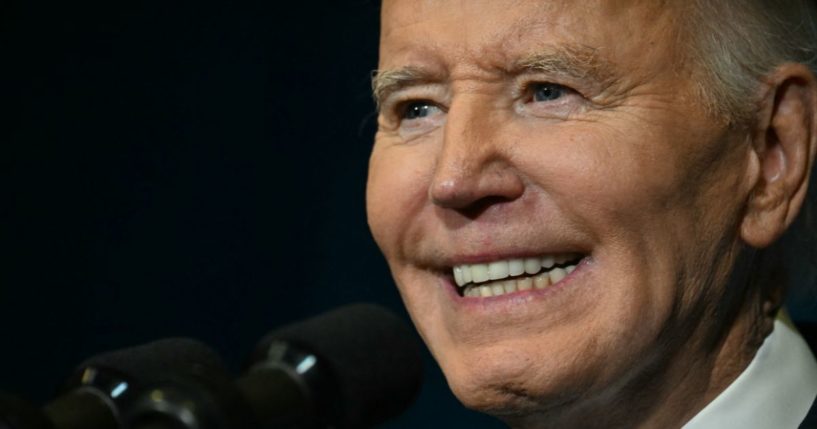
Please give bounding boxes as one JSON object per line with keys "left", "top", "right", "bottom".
{"left": 510, "top": 123, "right": 715, "bottom": 313}
{"left": 558, "top": 113, "right": 734, "bottom": 221}
{"left": 528, "top": 122, "right": 746, "bottom": 320}
{"left": 514, "top": 123, "right": 691, "bottom": 233}
{"left": 538, "top": 120, "right": 747, "bottom": 262}
{"left": 365, "top": 140, "right": 436, "bottom": 259}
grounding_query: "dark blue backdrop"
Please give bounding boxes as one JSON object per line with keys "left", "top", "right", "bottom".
{"left": 2, "top": 1, "right": 504, "bottom": 427}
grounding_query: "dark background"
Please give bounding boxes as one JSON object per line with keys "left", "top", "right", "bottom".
{"left": 1, "top": 1, "right": 505, "bottom": 427}
{"left": 4, "top": 1, "right": 817, "bottom": 428}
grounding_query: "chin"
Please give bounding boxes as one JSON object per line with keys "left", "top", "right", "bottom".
{"left": 445, "top": 357, "right": 539, "bottom": 413}
{"left": 435, "top": 339, "right": 595, "bottom": 417}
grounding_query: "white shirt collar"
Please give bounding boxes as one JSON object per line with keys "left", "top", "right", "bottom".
{"left": 683, "top": 319, "right": 817, "bottom": 428}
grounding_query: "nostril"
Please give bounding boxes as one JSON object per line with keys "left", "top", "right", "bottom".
{"left": 458, "top": 196, "right": 518, "bottom": 219}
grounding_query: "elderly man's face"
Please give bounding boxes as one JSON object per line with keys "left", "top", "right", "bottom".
{"left": 367, "top": 0, "right": 756, "bottom": 419}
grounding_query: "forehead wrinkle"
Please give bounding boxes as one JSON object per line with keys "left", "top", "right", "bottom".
{"left": 448, "top": 12, "right": 622, "bottom": 91}
{"left": 375, "top": 0, "right": 651, "bottom": 108}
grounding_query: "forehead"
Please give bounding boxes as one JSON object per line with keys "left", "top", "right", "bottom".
{"left": 379, "top": 0, "right": 682, "bottom": 75}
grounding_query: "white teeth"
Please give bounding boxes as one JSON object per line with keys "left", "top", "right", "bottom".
{"left": 534, "top": 273, "right": 550, "bottom": 289}
{"left": 541, "top": 255, "right": 555, "bottom": 269}
{"left": 491, "top": 284, "right": 505, "bottom": 296}
{"left": 549, "top": 267, "right": 567, "bottom": 284}
{"left": 488, "top": 261, "right": 509, "bottom": 280}
{"left": 454, "top": 266, "right": 464, "bottom": 286}
{"left": 524, "top": 258, "right": 541, "bottom": 274}
{"left": 460, "top": 259, "right": 580, "bottom": 298}
{"left": 453, "top": 253, "right": 583, "bottom": 287}
{"left": 508, "top": 259, "right": 525, "bottom": 276}
{"left": 471, "top": 264, "right": 490, "bottom": 283}
{"left": 462, "top": 265, "right": 472, "bottom": 284}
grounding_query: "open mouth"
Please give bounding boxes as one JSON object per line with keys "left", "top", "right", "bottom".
{"left": 453, "top": 253, "right": 585, "bottom": 298}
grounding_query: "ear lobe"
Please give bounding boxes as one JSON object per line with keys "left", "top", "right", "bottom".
{"left": 741, "top": 64, "right": 817, "bottom": 248}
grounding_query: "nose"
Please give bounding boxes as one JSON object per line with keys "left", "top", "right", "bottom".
{"left": 428, "top": 98, "right": 525, "bottom": 213}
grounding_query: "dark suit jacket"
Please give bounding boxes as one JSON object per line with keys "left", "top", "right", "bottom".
{"left": 798, "top": 322, "right": 817, "bottom": 429}
{"left": 801, "top": 397, "right": 817, "bottom": 428}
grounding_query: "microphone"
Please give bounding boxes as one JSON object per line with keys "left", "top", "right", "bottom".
{"left": 1, "top": 303, "right": 422, "bottom": 429}
{"left": 44, "top": 338, "right": 256, "bottom": 429}
{"left": 238, "top": 303, "right": 423, "bottom": 429}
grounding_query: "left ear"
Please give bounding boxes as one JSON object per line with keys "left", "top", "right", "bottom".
{"left": 741, "top": 63, "right": 817, "bottom": 248}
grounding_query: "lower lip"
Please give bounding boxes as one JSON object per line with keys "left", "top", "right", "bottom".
{"left": 442, "top": 257, "right": 591, "bottom": 308}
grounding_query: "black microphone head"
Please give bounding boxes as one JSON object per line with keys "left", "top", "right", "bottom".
{"left": 76, "top": 337, "right": 226, "bottom": 386}
{"left": 63, "top": 338, "right": 257, "bottom": 429}
{"left": 252, "top": 303, "right": 423, "bottom": 428}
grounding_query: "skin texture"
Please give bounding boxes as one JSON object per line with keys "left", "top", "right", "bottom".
{"left": 366, "top": 1, "right": 817, "bottom": 427}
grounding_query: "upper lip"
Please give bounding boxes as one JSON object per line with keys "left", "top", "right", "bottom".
{"left": 409, "top": 236, "right": 592, "bottom": 274}
{"left": 442, "top": 248, "right": 587, "bottom": 267}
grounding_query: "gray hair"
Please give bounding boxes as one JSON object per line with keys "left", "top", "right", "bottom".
{"left": 687, "top": 0, "right": 817, "bottom": 320}
{"left": 686, "top": 0, "right": 817, "bottom": 122}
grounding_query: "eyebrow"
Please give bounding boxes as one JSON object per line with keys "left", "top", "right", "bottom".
{"left": 370, "top": 67, "right": 441, "bottom": 111}
{"left": 371, "top": 45, "right": 618, "bottom": 110}
{"left": 513, "top": 45, "right": 617, "bottom": 89}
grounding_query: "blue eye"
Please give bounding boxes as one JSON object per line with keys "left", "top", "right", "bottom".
{"left": 403, "top": 102, "right": 435, "bottom": 120}
{"left": 532, "top": 83, "right": 566, "bottom": 102}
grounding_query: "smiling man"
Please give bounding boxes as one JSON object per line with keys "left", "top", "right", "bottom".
{"left": 366, "top": 1, "right": 817, "bottom": 428}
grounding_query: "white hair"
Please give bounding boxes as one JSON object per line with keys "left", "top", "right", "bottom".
{"left": 687, "top": 0, "right": 817, "bottom": 319}
{"left": 686, "top": 0, "right": 817, "bottom": 121}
